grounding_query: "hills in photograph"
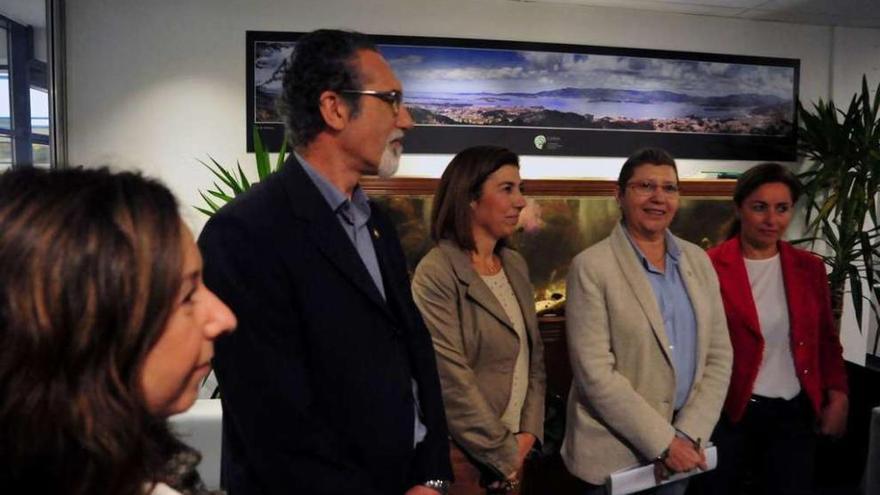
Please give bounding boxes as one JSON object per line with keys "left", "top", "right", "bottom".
{"left": 407, "top": 86, "right": 793, "bottom": 136}
{"left": 495, "top": 87, "right": 785, "bottom": 108}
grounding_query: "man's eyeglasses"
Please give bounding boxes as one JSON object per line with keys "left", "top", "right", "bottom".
{"left": 339, "top": 89, "right": 404, "bottom": 115}
{"left": 626, "top": 180, "right": 680, "bottom": 196}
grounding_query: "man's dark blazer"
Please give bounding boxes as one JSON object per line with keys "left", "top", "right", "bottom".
{"left": 198, "top": 156, "right": 452, "bottom": 495}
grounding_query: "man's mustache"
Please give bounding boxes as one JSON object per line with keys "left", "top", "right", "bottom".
{"left": 387, "top": 131, "right": 405, "bottom": 144}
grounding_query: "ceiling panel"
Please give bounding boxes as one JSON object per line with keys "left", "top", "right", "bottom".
{"left": 503, "top": 0, "right": 880, "bottom": 28}
{"left": 524, "top": 0, "right": 752, "bottom": 16}
{"left": 639, "top": 0, "right": 764, "bottom": 6}
{"left": 752, "top": 0, "right": 853, "bottom": 15}
{"left": 743, "top": 10, "right": 880, "bottom": 28}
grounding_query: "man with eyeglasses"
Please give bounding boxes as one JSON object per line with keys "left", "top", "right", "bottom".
{"left": 199, "top": 29, "right": 452, "bottom": 495}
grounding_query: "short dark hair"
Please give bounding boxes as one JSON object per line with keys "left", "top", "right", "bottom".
{"left": 279, "top": 29, "right": 378, "bottom": 147}
{"left": 727, "top": 162, "right": 802, "bottom": 239}
{"left": 0, "top": 167, "right": 186, "bottom": 494}
{"left": 616, "top": 147, "right": 679, "bottom": 195}
{"left": 431, "top": 145, "right": 520, "bottom": 251}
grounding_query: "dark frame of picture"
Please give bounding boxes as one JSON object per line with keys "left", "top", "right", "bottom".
{"left": 247, "top": 31, "right": 799, "bottom": 161}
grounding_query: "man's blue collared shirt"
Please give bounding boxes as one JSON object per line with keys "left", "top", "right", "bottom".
{"left": 297, "top": 152, "right": 427, "bottom": 446}
{"left": 297, "top": 152, "right": 385, "bottom": 299}
{"left": 623, "top": 226, "right": 698, "bottom": 410}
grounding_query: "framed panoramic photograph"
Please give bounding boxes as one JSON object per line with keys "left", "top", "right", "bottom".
{"left": 247, "top": 31, "right": 799, "bottom": 160}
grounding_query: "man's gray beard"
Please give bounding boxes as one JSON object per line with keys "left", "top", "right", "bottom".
{"left": 378, "top": 145, "right": 401, "bottom": 178}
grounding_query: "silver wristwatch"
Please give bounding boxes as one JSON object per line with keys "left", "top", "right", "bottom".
{"left": 423, "top": 479, "right": 450, "bottom": 494}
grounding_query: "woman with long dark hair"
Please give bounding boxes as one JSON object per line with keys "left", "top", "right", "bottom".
{"left": 412, "top": 146, "right": 546, "bottom": 494}
{"left": 0, "top": 167, "right": 236, "bottom": 495}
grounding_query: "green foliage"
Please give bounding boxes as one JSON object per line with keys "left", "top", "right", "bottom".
{"left": 797, "top": 76, "right": 880, "bottom": 347}
{"left": 195, "top": 127, "right": 288, "bottom": 216}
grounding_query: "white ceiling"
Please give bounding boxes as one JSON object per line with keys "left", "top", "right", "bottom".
{"left": 0, "top": 0, "right": 46, "bottom": 29}
{"left": 2, "top": 0, "right": 879, "bottom": 32}
{"left": 506, "top": 0, "right": 880, "bottom": 29}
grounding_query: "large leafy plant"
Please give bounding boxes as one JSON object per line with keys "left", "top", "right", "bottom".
{"left": 797, "top": 76, "right": 880, "bottom": 352}
{"left": 196, "top": 128, "right": 288, "bottom": 216}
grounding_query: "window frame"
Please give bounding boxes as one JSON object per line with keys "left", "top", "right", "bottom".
{"left": 0, "top": 12, "right": 52, "bottom": 168}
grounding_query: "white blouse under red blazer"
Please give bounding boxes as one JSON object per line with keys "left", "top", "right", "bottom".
{"left": 707, "top": 237, "right": 848, "bottom": 423}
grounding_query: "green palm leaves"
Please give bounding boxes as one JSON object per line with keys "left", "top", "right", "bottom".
{"left": 798, "top": 76, "right": 880, "bottom": 348}
{"left": 195, "top": 128, "right": 288, "bottom": 216}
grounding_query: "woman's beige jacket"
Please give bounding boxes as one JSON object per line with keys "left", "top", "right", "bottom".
{"left": 562, "top": 224, "right": 732, "bottom": 484}
{"left": 412, "top": 240, "right": 546, "bottom": 477}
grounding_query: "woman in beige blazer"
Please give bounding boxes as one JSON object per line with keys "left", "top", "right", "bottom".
{"left": 562, "top": 148, "right": 732, "bottom": 495}
{"left": 412, "top": 146, "right": 546, "bottom": 494}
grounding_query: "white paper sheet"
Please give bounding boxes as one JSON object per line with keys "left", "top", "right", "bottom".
{"left": 606, "top": 445, "right": 718, "bottom": 495}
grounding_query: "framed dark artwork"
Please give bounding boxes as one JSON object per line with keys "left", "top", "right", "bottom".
{"left": 248, "top": 31, "right": 799, "bottom": 160}
{"left": 362, "top": 177, "right": 735, "bottom": 314}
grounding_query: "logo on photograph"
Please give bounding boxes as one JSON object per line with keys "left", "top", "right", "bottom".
{"left": 534, "top": 135, "right": 547, "bottom": 150}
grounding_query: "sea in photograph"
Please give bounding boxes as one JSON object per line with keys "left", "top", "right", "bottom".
{"left": 407, "top": 89, "right": 789, "bottom": 120}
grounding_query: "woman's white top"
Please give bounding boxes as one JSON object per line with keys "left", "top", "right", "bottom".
{"left": 481, "top": 268, "right": 529, "bottom": 432}
{"left": 745, "top": 254, "right": 801, "bottom": 399}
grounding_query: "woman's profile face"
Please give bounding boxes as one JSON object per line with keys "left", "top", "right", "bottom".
{"left": 470, "top": 164, "right": 526, "bottom": 243}
{"left": 140, "top": 225, "right": 236, "bottom": 417}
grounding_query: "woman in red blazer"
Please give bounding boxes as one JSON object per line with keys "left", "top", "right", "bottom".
{"left": 693, "top": 163, "right": 848, "bottom": 495}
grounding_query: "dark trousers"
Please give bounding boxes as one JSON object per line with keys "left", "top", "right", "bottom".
{"left": 689, "top": 392, "right": 817, "bottom": 495}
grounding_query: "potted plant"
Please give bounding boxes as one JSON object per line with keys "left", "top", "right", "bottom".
{"left": 797, "top": 76, "right": 880, "bottom": 354}
{"left": 196, "top": 127, "right": 288, "bottom": 216}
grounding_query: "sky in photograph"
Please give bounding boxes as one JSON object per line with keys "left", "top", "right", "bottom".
{"left": 379, "top": 44, "right": 795, "bottom": 99}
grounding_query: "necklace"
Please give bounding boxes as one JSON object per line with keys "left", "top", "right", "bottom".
{"left": 473, "top": 254, "right": 502, "bottom": 275}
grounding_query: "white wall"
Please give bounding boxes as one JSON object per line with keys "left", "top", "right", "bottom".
{"left": 831, "top": 25, "right": 880, "bottom": 105}
{"left": 66, "top": 0, "right": 834, "bottom": 228}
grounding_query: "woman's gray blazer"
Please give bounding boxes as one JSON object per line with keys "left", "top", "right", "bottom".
{"left": 412, "top": 240, "right": 546, "bottom": 477}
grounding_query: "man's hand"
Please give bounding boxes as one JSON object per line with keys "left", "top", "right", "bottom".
{"left": 662, "top": 436, "right": 706, "bottom": 474}
{"left": 819, "top": 389, "right": 848, "bottom": 438}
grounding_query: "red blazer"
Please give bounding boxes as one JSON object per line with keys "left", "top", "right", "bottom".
{"left": 708, "top": 237, "right": 848, "bottom": 423}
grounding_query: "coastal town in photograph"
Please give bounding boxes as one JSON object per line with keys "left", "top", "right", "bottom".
{"left": 384, "top": 44, "right": 795, "bottom": 138}
{"left": 253, "top": 39, "right": 796, "bottom": 138}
